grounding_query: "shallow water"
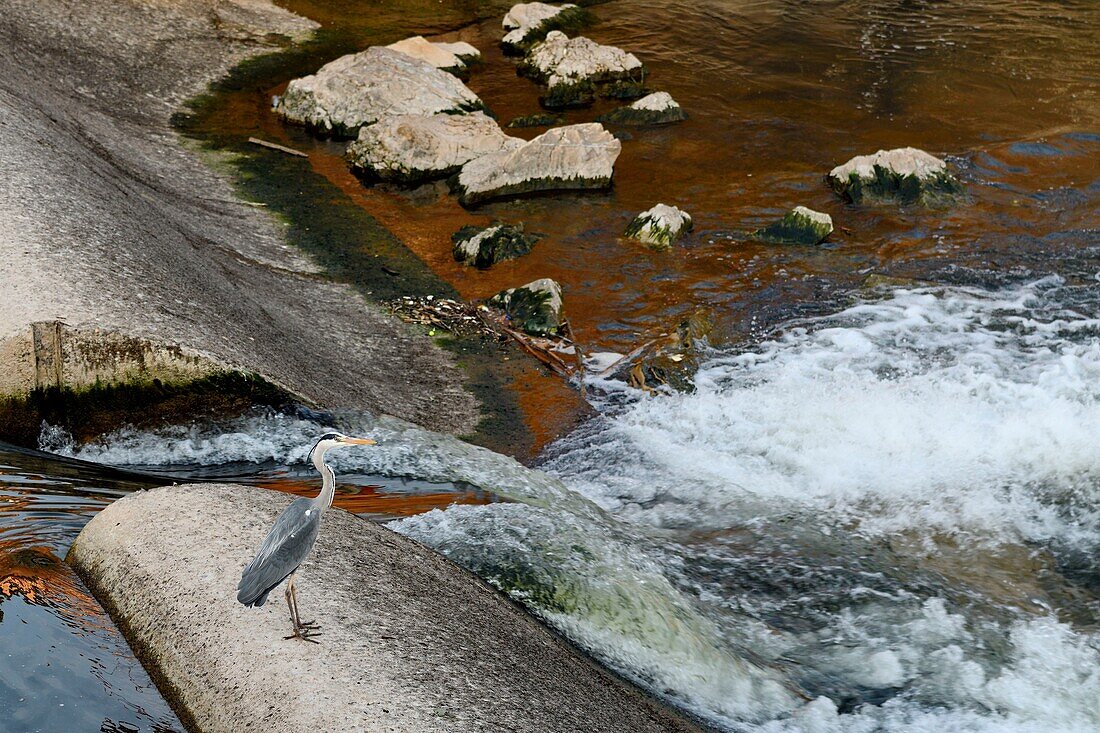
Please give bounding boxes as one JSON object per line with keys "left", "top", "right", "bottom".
{"left": 4, "top": 0, "right": 1100, "bottom": 730}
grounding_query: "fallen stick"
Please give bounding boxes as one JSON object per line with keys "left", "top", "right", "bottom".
{"left": 248, "top": 136, "right": 308, "bottom": 158}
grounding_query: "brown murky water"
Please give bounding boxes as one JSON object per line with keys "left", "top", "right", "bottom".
{"left": 243, "top": 0, "right": 1099, "bottom": 357}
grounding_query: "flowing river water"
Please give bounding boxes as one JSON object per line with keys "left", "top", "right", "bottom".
{"left": 3, "top": 1, "right": 1099, "bottom": 731}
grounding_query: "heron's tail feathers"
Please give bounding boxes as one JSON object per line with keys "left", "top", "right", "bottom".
{"left": 236, "top": 569, "right": 274, "bottom": 607}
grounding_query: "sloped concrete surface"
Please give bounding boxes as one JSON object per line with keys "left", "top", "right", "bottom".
{"left": 0, "top": 0, "right": 478, "bottom": 433}
{"left": 68, "top": 484, "right": 705, "bottom": 733}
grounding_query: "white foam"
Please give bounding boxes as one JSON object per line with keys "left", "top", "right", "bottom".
{"left": 548, "top": 278, "right": 1100, "bottom": 546}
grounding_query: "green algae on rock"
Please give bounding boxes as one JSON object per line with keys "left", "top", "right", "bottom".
{"left": 827, "top": 147, "right": 962, "bottom": 205}
{"left": 507, "top": 113, "right": 563, "bottom": 128}
{"left": 0, "top": 372, "right": 290, "bottom": 449}
{"left": 598, "top": 92, "right": 686, "bottom": 126}
{"left": 488, "top": 279, "right": 565, "bottom": 336}
{"left": 518, "top": 32, "right": 645, "bottom": 85}
{"left": 540, "top": 79, "right": 597, "bottom": 109}
{"left": 624, "top": 204, "right": 693, "bottom": 249}
{"left": 452, "top": 224, "right": 539, "bottom": 268}
{"left": 753, "top": 206, "right": 834, "bottom": 245}
{"left": 500, "top": 2, "right": 590, "bottom": 56}
{"left": 597, "top": 80, "right": 651, "bottom": 101}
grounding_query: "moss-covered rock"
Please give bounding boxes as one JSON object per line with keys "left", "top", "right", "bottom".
{"left": 624, "top": 204, "right": 693, "bottom": 249}
{"left": 452, "top": 224, "right": 539, "bottom": 268}
{"left": 518, "top": 32, "right": 645, "bottom": 86}
{"left": 539, "top": 79, "right": 596, "bottom": 109}
{"left": 598, "top": 80, "right": 650, "bottom": 101}
{"left": 488, "top": 278, "right": 564, "bottom": 336}
{"left": 507, "top": 113, "right": 563, "bottom": 128}
{"left": 753, "top": 206, "right": 833, "bottom": 245}
{"left": 827, "top": 147, "right": 962, "bottom": 205}
{"left": 501, "top": 3, "right": 589, "bottom": 55}
{"left": 0, "top": 372, "right": 291, "bottom": 449}
{"left": 598, "top": 92, "right": 686, "bottom": 126}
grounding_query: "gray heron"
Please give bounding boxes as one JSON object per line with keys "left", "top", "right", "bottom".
{"left": 237, "top": 432, "right": 376, "bottom": 642}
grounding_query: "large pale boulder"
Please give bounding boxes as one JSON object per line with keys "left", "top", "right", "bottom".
{"left": 599, "top": 92, "right": 686, "bottom": 126}
{"left": 519, "top": 31, "right": 644, "bottom": 87}
{"left": 456, "top": 123, "right": 621, "bottom": 205}
{"left": 386, "top": 36, "right": 481, "bottom": 74}
{"left": 488, "top": 278, "right": 564, "bottom": 336}
{"left": 501, "top": 3, "right": 586, "bottom": 54}
{"left": 753, "top": 206, "right": 833, "bottom": 245}
{"left": 827, "top": 147, "right": 962, "bottom": 204}
{"left": 346, "top": 112, "right": 522, "bottom": 184}
{"left": 276, "top": 47, "right": 484, "bottom": 138}
{"left": 624, "top": 204, "right": 693, "bottom": 249}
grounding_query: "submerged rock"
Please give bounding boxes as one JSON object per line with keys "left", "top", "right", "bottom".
{"left": 598, "top": 92, "right": 686, "bottom": 126}
{"left": 624, "top": 204, "right": 693, "bottom": 249}
{"left": 598, "top": 80, "right": 650, "bottom": 101}
{"left": 452, "top": 224, "right": 539, "bottom": 268}
{"left": 539, "top": 79, "right": 596, "bottom": 110}
{"left": 501, "top": 3, "right": 587, "bottom": 55}
{"left": 346, "top": 112, "right": 521, "bottom": 184}
{"left": 456, "top": 123, "right": 621, "bottom": 206}
{"left": 276, "top": 47, "right": 484, "bottom": 138}
{"left": 386, "top": 36, "right": 480, "bottom": 75}
{"left": 520, "top": 32, "right": 644, "bottom": 84}
{"left": 827, "top": 147, "right": 962, "bottom": 204}
{"left": 507, "top": 113, "right": 563, "bottom": 128}
{"left": 753, "top": 206, "right": 833, "bottom": 245}
{"left": 488, "top": 278, "right": 565, "bottom": 336}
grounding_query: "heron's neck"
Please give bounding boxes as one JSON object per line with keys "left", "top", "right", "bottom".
{"left": 312, "top": 448, "right": 337, "bottom": 510}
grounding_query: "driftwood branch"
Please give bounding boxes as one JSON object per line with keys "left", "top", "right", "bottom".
{"left": 248, "top": 137, "right": 308, "bottom": 158}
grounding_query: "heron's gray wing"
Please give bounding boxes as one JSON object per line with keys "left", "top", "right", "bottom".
{"left": 237, "top": 497, "right": 321, "bottom": 607}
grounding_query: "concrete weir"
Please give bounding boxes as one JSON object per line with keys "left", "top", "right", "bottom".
{"left": 69, "top": 484, "right": 705, "bottom": 733}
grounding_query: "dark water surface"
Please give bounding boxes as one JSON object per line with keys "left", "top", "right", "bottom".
{"left": 4, "top": 1, "right": 1100, "bottom": 731}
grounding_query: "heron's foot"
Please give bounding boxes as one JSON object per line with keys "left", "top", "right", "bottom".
{"left": 284, "top": 626, "right": 322, "bottom": 643}
{"left": 298, "top": 619, "right": 320, "bottom": 630}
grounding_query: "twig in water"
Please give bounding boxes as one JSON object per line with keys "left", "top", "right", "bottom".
{"left": 248, "top": 137, "right": 309, "bottom": 158}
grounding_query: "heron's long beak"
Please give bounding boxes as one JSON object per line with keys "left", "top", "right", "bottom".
{"left": 341, "top": 437, "right": 377, "bottom": 445}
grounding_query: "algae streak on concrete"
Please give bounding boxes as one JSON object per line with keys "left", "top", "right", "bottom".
{"left": 0, "top": 0, "right": 478, "bottom": 435}
{"left": 68, "top": 484, "right": 705, "bottom": 733}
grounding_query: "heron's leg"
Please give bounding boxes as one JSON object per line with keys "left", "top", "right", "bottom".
{"left": 288, "top": 576, "right": 320, "bottom": 630}
{"left": 284, "top": 573, "right": 301, "bottom": 634}
{"left": 283, "top": 575, "right": 320, "bottom": 643}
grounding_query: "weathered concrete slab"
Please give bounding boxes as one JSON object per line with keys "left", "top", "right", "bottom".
{"left": 0, "top": 0, "right": 479, "bottom": 434}
{"left": 68, "top": 484, "right": 704, "bottom": 733}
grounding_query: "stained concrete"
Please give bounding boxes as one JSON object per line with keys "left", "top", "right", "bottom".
{"left": 68, "top": 483, "right": 706, "bottom": 733}
{"left": 0, "top": 0, "right": 479, "bottom": 434}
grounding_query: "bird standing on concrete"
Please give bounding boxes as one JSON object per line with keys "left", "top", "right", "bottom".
{"left": 237, "top": 432, "right": 376, "bottom": 642}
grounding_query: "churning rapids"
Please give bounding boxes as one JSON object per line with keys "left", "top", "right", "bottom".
{"left": 39, "top": 277, "right": 1100, "bottom": 732}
